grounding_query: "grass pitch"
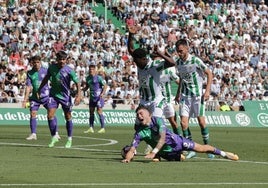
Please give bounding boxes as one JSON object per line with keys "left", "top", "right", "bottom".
{"left": 0, "top": 125, "right": 267, "bottom": 188}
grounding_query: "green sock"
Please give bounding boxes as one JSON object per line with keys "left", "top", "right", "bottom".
{"left": 183, "top": 127, "right": 192, "bottom": 140}
{"left": 172, "top": 127, "right": 181, "bottom": 135}
{"left": 201, "top": 127, "right": 209, "bottom": 144}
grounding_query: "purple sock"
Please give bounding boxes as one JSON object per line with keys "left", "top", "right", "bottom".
{"left": 99, "top": 114, "right": 105, "bottom": 128}
{"left": 48, "top": 117, "right": 57, "bottom": 136}
{"left": 89, "top": 114, "right": 94, "bottom": 127}
{"left": 30, "top": 117, "right": 37, "bottom": 134}
{"left": 66, "top": 120, "right": 73, "bottom": 137}
{"left": 213, "top": 148, "right": 222, "bottom": 156}
{"left": 53, "top": 117, "right": 58, "bottom": 132}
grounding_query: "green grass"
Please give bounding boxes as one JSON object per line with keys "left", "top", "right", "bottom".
{"left": 0, "top": 126, "right": 267, "bottom": 188}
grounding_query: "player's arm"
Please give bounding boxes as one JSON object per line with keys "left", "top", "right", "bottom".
{"left": 37, "top": 73, "right": 50, "bottom": 99}
{"left": 100, "top": 78, "right": 107, "bottom": 98}
{"left": 82, "top": 84, "right": 89, "bottom": 92}
{"left": 127, "top": 26, "right": 136, "bottom": 57}
{"left": 74, "top": 81, "right": 81, "bottom": 105}
{"left": 145, "top": 118, "right": 166, "bottom": 159}
{"left": 204, "top": 67, "right": 213, "bottom": 101}
{"left": 22, "top": 85, "right": 31, "bottom": 108}
{"left": 153, "top": 45, "right": 175, "bottom": 68}
{"left": 121, "top": 146, "right": 136, "bottom": 163}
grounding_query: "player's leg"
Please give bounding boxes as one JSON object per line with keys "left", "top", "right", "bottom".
{"left": 26, "top": 101, "right": 40, "bottom": 140}
{"left": 180, "top": 116, "right": 196, "bottom": 159}
{"left": 193, "top": 142, "right": 239, "bottom": 161}
{"left": 97, "top": 98, "right": 105, "bottom": 133}
{"left": 197, "top": 116, "right": 214, "bottom": 159}
{"left": 164, "top": 103, "right": 181, "bottom": 135}
{"left": 84, "top": 105, "right": 95, "bottom": 133}
{"left": 64, "top": 109, "right": 73, "bottom": 148}
{"left": 47, "top": 107, "right": 59, "bottom": 147}
{"left": 44, "top": 100, "right": 60, "bottom": 139}
{"left": 26, "top": 110, "right": 38, "bottom": 140}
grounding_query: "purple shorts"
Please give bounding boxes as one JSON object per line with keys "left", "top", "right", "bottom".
{"left": 30, "top": 98, "right": 49, "bottom": 111}
{"left": 48, "top": 97, "right": 73, "bottom": 113}
{"left": 89, "top": 98, "right": 104, "bottom": 108}
{"left": 173, "top": 135, "right": 195, "bottom": 152}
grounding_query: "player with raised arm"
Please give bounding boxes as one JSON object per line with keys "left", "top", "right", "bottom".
{"left": 127, "top": 25, "right": 176, "bottom": 155}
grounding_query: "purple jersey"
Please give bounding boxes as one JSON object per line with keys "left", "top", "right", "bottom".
{"left": 86, "top": 74, "right": 106, "bottom": 102}
{"left": 48, "top": 64, "right": 79, "bottom": 101}
{"left": 26, "top": 67, "right": 50, "bottom": 102}
{"left": 132, "top": 116, "right": 195, "bottom": 157}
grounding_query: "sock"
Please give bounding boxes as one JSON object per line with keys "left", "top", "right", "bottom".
{"left": 48, "top": 117, "right": 57, "bottom": 136}
{"left": 213, "top": 148, "right": 226, "bottom": 157}
{"left": 66, "top": 119, "right": 73, "bottom": 137}
{"left": 99, "top": 114, "right": 105, "bottom": 128}
{"left": 30, "top": 117, "right": 37, "bottom": 134}
{"left": 89, "top": 114, "right": 94, "bottom": 128}
{"left": 53, "top": 117, "right": 58, "bottom": 133}
{"left": 213, "top": 148, "right": 221, "bottom": 156}
{"left": 201, "top": 127, "right": 209, "bottom": 144}
{"left": 183, "top": 127, "right": 192, "bottom": 140}
{"left": 172, "top": 127, "right": 181, "bottom": 135}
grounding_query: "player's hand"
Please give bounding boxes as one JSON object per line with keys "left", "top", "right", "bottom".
{"left": 22, "top": 101, "right": 26, "bottom": 108}
{"left": 145, "top": 152, "right": 156, "bottom": 159}
{"left": 203, "top": 92, "right": 210, "bottom": 101}
{"left": 121, "top": 159, "right": 130, "bottom": 163}
{"left": 128, "top": 25, "right": 140, "bottom": 34}
{"left": 74, "top": 96, "right": 81, "bottom": 106}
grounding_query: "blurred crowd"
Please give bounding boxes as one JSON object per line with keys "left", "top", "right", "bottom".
{"left": 0, "top": 0, "right": 267, "bottom": 110}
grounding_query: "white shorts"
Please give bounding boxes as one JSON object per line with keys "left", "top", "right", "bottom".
{"left": 163, "top": 103, "right": 175, "bottom": 118}
{"left": 139, "top": 99, "right": 163, "bottom": 117}
{"left": 179, "top": 96, "right": 205, "bottom": 118}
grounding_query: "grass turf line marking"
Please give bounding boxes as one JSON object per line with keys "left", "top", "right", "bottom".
{"left": 1, "top": 182, "right": 268, "bottom": 186}
{"left": 1, "top": 141, "right": 268, "bottom": 165}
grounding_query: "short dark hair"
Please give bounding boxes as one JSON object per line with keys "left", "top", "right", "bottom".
{"left": 132, "top": 48, "right": 147, "bottom": 59}
{"left": 175, "top": 39, "right": 188, "bottom": 48}
{"left": 56, "top": 50, "right": 68, "bottom": 60}
{"left": 135, "top": 105, "right": 152, "bottom": 114}
{"left": 32, "top": 55, "right": 41, "bottom": 61}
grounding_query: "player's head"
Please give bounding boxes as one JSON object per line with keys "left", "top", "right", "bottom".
{"left": 175, "top": 39, "right": 189, "bottom": 61}
{"left": 88, "top": 64, "right": 96, "bottom": 75}
{"left": 132, "top": 48, "right": 149, "bottom": 69}
{"left": 135, "top": 105, "right": 152, "bottom": 126}
{"left": 56, "top": 51, "right": 68, "bottom": 67}
{"left": 31, "top": 55, "right": 41, "bottom": 70}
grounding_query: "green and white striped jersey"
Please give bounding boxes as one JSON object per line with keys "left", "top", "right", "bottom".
{"left": 138, "top": 59, "right": 166, "bottom": 102}
{"left": 175, "top": 54, "right": 207, "bottom": 97}
{"left": 160, "top": 67, "right": 179, "bottom": 103}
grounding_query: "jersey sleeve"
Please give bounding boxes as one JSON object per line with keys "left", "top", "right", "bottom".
{"left": 98, "top": 75, "right": 106, "bottom": 86}
{"left": 195, "top": 56, "right": 207, "bottom": 71}
{"left": 26, "top": 72, "right": 31, "bottom": 86}
{"left": 131, "top": 132, "right": 142, "bottom": 148}
{"left": 168, "top": 67, "right": 180, "bottom": 81}
{"left": 70, "top": 69, "right": 80, "bottom": 83}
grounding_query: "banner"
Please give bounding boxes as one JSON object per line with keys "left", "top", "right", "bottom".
{"left": 0, "top": 101, "right": 267, "bottom": 127}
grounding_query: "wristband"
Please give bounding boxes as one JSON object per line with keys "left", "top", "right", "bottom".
{"left": 152, "top": 148, "right": 159, "bottom": 154}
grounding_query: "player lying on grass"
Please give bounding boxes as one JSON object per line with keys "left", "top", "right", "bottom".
{"left": 121, "top": 105, "right": 239, "bottom": 163}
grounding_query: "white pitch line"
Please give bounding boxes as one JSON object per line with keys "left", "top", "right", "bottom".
{"left": 0, "top": 182, "right": 268, "bottom": 186}
{"left": 194, "top": 156, "right": 268, "bottom": 165}
{"left": 1, "top": 136, "right": 268, "bottom": 165}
